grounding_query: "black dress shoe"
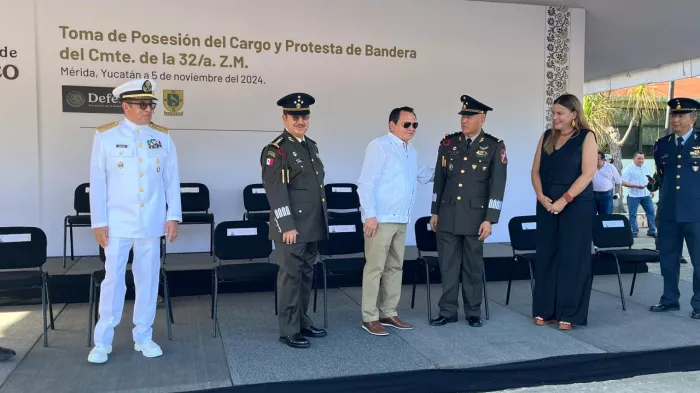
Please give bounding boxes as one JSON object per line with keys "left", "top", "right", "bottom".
{"left": 429, "top": 316, "right": 458, "bottom": 326}
{"left": 649, "top": 303, "right": 680, "bottom": 312}
{"left": 691, "top": 311, "right": 700, "bottom": 319}
{"left": 0, "top": 346, "right": 16, "bottom": 361}
{"left": 301, "top": 326, "right": 327, "bottom": 338}
{"left": 279, "top": 333, "right": 310, "bottom": 348}
{"left": 467, "top": 316, "right": 482, "bottom": 327}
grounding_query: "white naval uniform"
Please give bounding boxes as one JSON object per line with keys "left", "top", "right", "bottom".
{"left": 89, "top": 118, "right": 182, "bottom": 347}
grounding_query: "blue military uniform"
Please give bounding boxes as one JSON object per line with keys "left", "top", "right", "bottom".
{"left": 651, "top": 97, "right": 700, "bottom": 319}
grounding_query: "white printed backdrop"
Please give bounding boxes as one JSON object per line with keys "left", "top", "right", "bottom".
{"left": 0, "top": 0, "right": 585, "bottom": 256}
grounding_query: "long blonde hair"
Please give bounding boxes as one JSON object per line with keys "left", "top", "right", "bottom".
{"left": 544, "top": 94, "right": 592, "bottom": 154}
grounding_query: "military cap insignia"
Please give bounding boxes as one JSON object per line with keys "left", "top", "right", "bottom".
{"left": 143, "top": 80, "right": 153, "bottom": 93}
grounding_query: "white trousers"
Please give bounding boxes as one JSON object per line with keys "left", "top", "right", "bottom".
{"left": 93, "top": 237, "right": 161, "bottom": 347}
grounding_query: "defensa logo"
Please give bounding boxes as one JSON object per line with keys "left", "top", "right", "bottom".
{"left": 62, "top": 85, "right": 122, "bottom": 114}
{"left": 163, "top": 90, "right": 184, "bottom": 116}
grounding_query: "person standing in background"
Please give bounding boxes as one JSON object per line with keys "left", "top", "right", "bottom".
{"left": 357, "top": 106, "right": 434, "bottom": 336}
{"left": 621, "top": 152, "right": 657, "bottom": 237}
{"left": 593, "top": 151, "right": 621, "bottom": 214}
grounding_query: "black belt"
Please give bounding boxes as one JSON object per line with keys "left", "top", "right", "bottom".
{"left": 594, "top": 190, "right": 612, "bottom": 194}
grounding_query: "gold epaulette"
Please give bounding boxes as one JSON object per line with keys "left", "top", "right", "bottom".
{"left": 96, "top": 121, "right": 119, "bottom": 133}
{"left": 149, "top": 122, "right": 169, "bottom": 134}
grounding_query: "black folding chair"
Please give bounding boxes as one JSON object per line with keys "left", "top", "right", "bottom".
{"left": 324, "top": 183, "right": 361, "bottom": 220}
{"left": 409, "top": 217, "right": 490, "bottom": 321}
{"left": 88, "top": 236, "right": 173, "bottom": 346}
{"left": 314, "top": 217, "right": 365, "bottom": 328}
{"left": 211, "top": 220, "right": 278, "bottom": 337}
{"left": 505, "top": 216, "right": 536, "bottom": 305}
{"left": 180, "top": 183, "right": 215, "bottom": 255}
{"left": 593, "top": 214, "right": 660, "bottom": 310}
{"left": 410, "top": 217, "right": 441, "bottom": 322}
{"left": 63, "top": 183, "right": 91, "bottom": 267}
{"left": 242, "top": 184, "right": 271, "bottom": 221}
{"left": 0, "top": 227, "right": 54, "bottom": 347}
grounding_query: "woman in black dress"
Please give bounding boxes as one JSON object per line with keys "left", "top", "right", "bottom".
{"left": 530, "top": 94, "right": 598, "bottom": 330}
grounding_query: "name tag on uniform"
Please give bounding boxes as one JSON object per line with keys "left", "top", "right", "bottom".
{"left": 116, "top": 144, "right": 128, "bottom": 148}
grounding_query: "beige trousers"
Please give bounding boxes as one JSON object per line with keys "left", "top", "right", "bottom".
{"left": 361, "top": 223, "right": 407, "bottom": 322}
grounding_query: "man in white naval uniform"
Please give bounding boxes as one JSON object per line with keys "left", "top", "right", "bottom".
{"left": 88, "top": 78, "right": 182, "bottom": 364}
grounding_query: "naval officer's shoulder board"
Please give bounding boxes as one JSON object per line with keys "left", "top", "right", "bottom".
{"left": 96, "top": 121, "right": 119, "bottom": 133}
{"left": 149, "top": 122, "right": 169, "bottom": 134}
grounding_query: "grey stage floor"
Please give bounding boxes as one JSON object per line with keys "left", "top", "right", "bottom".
{"left": 1, "top": 255, "right": 699, "bottom": 393}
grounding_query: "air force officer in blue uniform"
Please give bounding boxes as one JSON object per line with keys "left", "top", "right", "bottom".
{"left": 651, "top": 97, "right": 700, "bottom": 320}
{"left": 88, "top": 79, "right": 182, "bottom": 363}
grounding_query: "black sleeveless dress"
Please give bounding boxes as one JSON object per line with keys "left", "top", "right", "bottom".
{"left": 533, "top": 128, "right": 595, "bottom": 326}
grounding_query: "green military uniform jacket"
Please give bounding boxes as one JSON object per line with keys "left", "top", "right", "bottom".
{"left": 431, "top": 130, "right": 508, "bottom": 236}
{"left": 260, "top": 129, "right": 329, "bottom": 243}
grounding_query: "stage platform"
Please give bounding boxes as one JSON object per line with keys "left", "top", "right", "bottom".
{"left": 1, "top": 236, "right": 699, "bottom": 393}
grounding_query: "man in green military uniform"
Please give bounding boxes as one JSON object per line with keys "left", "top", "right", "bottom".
{"left": 429, "top": 95, "right": 508, "bottom": 328}
{"left": 260, "top": 93, "right": 328, "bottom": 348}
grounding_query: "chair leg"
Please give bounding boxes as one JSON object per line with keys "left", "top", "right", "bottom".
{"left": 483, "top": 269, "right": 490, "bottom": 320}
{"left": 410, "top": 263, "right": 417, "bottom": 309}
{"left": 212, "top": 269, "right": 219, "bottom": 337}
{"left": 88, "top": 274, "right": 95, "bottom": 347}
{"left": 613, "top": 255, "right": 626, "bottom": 311}
{"left": 162, "top": 269, "right": 172, "bottom": 340}
{"left": 527, "top": 259, "right": 535, "bottom": 296}
{"left": 209, "top": 221, "right": 214, "bottom": 256}
{"left": 425, "top": 262, "right": 432, "bottom": 322}
{"left": 94, "top": 285, "right": 100, "bottom": 331}
{"left": 46, "top": 278, "right": 54, "bottom": 330}
{"left": 322, "top": 261, "right": 328, "bottom": 329}
{"left": 42, "top": 275, "right": 48, "bottom": 347}
{"left": 506, "top": 257, "right": 514, "bottom": 305}
{"left": 630, "top": 263, "right": 639, "bottom": 296}
{"left": 210, "top": 270, "right": 215, "bottom": 319}
{"left": 69, "top": 223, "right": 75, "bottom": 261}
{"left": 63, "top": 218, "right": 68, "bottom": 268}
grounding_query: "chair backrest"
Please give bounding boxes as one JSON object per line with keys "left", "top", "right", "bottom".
{"left": 593, "top": 214, "right": 633, "bottom": 249}
{"left": 98, "top": 236, "right": 166, "bottom": 263}
{"left": 74, "top": 183, "right": 91, "bottom": 214}
{"left": 243, "top": 184, "right": 270, "bottom": 212}
{"left": 214, "top": 220, "right": 272, "bottom": 261}
{"left": 0, "top": 227, "right": 47, "bottom": 270}
{"left": 324, "top": 183, "right": 360, "bottom": 210}
{"left": 508, "top": 215, "right": 538, "bottom": 252}
{"left": 180, "top": 183, "right": 210, "bottom": 212}
{"left": 320, "top": 217, "right": 364, "bottom": 256}
{"left": 414, "top": 216, "right": 437, "bottom": 253}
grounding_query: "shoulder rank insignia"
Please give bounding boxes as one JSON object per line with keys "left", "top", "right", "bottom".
{"left": 270, "top": 136, "right": 285, "bottom": 148}
{"left": 149, "top": 122, "right": 169, "bottom": 134}
{"left": 483, "top": 132, "right": 502, "bottom": 143}
{"left": 96, "top": 121, "right": 119, "bottom": 133}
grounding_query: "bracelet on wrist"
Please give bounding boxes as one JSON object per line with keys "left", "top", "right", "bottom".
{"left": 563, "top": 193, "right": 573, "bottom": 203}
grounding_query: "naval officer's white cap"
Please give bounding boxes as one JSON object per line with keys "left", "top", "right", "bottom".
{"left": 112, "top": 79, "right": 158, "bottom": 101}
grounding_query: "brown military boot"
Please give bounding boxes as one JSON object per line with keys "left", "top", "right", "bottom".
{"left": 361, "top": 321, "right": 389, "bottom": 336}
